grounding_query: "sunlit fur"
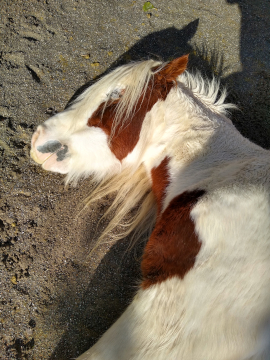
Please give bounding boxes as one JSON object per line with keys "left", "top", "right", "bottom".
{"left": 79, "top": 67, "right": 236, "bottom": 245}
{"left": 31, "top": 57, "right": 270, "bottom": 359}
{"left": 71, "top": 59, "right": 163, "bottom": 140}
{"left": 178, "top": 71, "right": 236, "bottom": 115}
{"left": 31, "top": 59, "right": 237, "bottom": 244}
{"left": 82, "top": 165, "right": 156, "bottom": 249}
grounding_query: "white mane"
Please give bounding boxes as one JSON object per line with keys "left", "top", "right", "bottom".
{"left": 72, "top": 60, "right": 162, "bottom": 133}
{"left": 72, "top": 60, "right": 235, "bottom": 136}
{"left": 78, "top": 61, "right": 237, "bottom": 248}
{"left": 178, "top": 71, "right": 237, "bottom": 115}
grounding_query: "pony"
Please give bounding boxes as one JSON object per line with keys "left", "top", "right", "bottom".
{"left": 30, "top": 55, "right": 270, "bottom": 360}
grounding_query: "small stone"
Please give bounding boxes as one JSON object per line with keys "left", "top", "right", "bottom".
{"left": 17, "top": 190, "right": 31, "bottom": 197}
{"left": 0, "top": 106, "right": 10, "bottom": 118}
{"left": 81, "top": 54, "right": 90, "bottom": 59}
{"left": 11, "top": 276, "right": 17, "bottom": 285}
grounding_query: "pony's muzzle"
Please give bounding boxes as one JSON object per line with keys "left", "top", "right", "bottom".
{"left": 31, "top": 125, "right": 60, "bottom": 163}
{"left": 30, "top": 126, "right": 70, "bottom": 173}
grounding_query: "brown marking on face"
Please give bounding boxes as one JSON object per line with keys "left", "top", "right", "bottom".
{"left": 151, "top": 157, "right": 171, "bottom": 216}
{"left": 141, "top": 189, "right": 205, "bottom": 289}
{"left": 88, "top": 55, "right": 189, "bottom": 161}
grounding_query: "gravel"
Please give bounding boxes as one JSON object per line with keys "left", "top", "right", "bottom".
{"left": 0, "top": 0, "right": 269, "bottom": 358}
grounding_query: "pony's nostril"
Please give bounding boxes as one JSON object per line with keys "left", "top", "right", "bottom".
{"left": 30, "top": 125, "right": 65, "bottom": 165}
{"left": 56, "top": 145, "right": 69, "bottom": 162}
{"left": 37, "top": 140, "right": 62, "bottom": 154}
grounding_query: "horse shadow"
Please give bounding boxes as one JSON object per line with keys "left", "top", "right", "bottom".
{"left": 48, "top": 233, "right": 145, "bottom": 359}
{"left": 68, "top": 18, "right": 232, "bottom": 106}
{"left": 49, "top": 5, "right": 270, "bottom": 357}
{"left": 225, "top": 0, "right": 270, "bottom": 148}
{"left": 67, "top": 20, "right": 199, "bottom": 105}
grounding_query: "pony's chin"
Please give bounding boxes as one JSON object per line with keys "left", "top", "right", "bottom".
{"left": 41, "top": 154, "right": 70, "bottom": 174}
{"left": 30, "top": 148, "right": 44, "bottom": 164}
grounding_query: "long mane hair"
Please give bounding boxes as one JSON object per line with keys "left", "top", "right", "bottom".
{"left": 72, "top": 60, "right": 236, "bottom": 249}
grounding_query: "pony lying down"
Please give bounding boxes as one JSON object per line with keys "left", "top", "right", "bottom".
{"left": 31, "top": 55, "right": 270, "bottom": 360}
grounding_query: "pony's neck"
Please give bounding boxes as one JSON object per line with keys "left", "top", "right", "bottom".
{"left": 149, "top": 112, "right": 265, "bottom": 215}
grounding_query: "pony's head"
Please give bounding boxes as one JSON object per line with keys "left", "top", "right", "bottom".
{"left": 30, "top": 56, "right": 189, "bottom": 184}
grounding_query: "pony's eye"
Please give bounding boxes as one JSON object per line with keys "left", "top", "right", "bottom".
{"left": 108, "top": 89, "right": 124, "bottom": 100}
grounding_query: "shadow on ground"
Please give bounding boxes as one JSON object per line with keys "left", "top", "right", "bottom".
{"left": 225, "top": 0, "right": 270, "bottom": 148}
{"left": 49, "top": 236, "right": 144, "bottom": 359}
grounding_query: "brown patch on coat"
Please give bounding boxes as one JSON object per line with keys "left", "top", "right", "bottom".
{"left": 88, "top": 55, "right": 189, "bottom": 161}
{"left": 151, "top": 157, "right": 170, "bottom": 216}
{"left": 141, "top": 189, "right": 205, "bottom": 289}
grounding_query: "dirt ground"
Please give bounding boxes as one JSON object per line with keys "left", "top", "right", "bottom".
{"left": 0, "top": 0, "right": 270, "bottom": 359}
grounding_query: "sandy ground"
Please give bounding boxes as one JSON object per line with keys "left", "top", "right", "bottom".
{"left": 0, "top": 0, "right": 270, "bottom": 359}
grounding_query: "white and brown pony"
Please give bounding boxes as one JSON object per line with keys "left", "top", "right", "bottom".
{"left": 31, "top": 55, "right": 270, "bottom": 360}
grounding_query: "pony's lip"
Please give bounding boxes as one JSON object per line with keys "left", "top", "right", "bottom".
{"left": 41, "top": 152, "right": 56, "bottom": 166}
{"left": 30, "top": 147, "right": 57, "bottom": 165}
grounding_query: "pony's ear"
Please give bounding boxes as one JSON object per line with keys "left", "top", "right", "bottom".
{"left": 157, "top": 55, "right": 189, "bottom": 82}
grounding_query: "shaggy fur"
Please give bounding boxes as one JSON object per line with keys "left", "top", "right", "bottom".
{"left": 31, "top": 56, "right": 270, "bottom": 359}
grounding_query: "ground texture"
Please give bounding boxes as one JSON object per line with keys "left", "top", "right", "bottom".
{"left": 0, "top": 0, "right": 270, "bottom": 359}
